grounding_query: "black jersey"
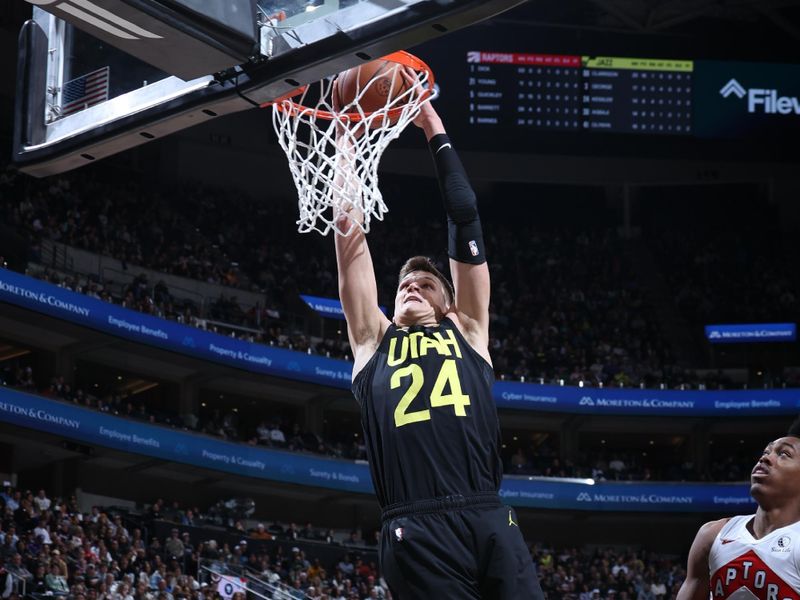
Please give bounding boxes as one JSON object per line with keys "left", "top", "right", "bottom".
{"left": 352, "top": 317, "right": 502, "bottom": 508}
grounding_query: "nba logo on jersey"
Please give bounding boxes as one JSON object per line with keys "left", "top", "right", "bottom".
{"left": 469, "top": 240, "right": 479, "bottom": 256}
{"left": 394, "top": 527, "right": 405, "bottom": 542}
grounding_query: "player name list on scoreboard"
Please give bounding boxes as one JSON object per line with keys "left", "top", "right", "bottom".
{"left": 466, "top": 52, "right": 693, "bottom": 135}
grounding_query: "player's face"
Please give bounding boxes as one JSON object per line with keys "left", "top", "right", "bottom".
{"left": 750, "top": 436, "right": 800, "bottom": 500}
{"left": 394, "top": 271, "right": 449, "bottom": 325}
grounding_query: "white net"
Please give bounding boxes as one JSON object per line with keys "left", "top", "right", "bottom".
{"left": 271, "top": 56, "right": 433, "bottom": 236}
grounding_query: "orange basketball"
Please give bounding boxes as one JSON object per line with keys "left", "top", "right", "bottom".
{"left": 334, "top": 59, "right": 412, "bottom": 121}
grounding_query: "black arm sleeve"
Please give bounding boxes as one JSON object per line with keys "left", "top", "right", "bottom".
{"left": 428, "top": 133, "right": 486, "bottom": 264}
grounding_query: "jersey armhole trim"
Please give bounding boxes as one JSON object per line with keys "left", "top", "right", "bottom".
{"left": 442, "top": 315, "right": 494, "bottom": 374}
{"left": 352, "top": 324, "right": 395, "bottom": 390}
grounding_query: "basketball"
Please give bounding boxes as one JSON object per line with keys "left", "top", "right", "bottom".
{"left": 334, "top": 59, "right": 413, "bottom": 119}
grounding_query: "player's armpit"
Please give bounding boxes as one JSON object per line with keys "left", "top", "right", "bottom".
{"left": 676, "top": 518, "right": 728, "bottom": 600}
{"left": 450, "top": 259, "right": 491, "bottom": 344}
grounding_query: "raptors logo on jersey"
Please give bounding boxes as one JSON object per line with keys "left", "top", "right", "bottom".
{"left": 709, "top": 515, "right": 800, "bottom": 599}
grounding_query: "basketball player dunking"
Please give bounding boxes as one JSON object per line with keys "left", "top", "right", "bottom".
{"left": 677, "top": 417, "right": 800, "bottom": 600}
{"left": 333, "top": 98, "right": 543, "bottom": 599}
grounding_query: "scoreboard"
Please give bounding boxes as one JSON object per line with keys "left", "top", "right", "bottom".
{"left": 412, "top": 27, "right": 800, "bottom": 156}
{"left": 466, "top": 52, "right": 694, "bottom": 136}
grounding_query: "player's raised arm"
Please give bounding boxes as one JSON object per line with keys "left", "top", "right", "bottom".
{"left": 332, "top": 133, "right": 391, "bottom": 378}
{"left": 412, "top": 99, "right": 491, "bottom": 359}
{"left": 676, "top": 518, "right": 727, "bottom": 600}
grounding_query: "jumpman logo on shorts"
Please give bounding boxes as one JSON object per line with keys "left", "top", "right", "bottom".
{"left": 508, "top": 509, "right": 518, "bottom": 527}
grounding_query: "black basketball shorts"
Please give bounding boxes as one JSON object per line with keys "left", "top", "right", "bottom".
{"left": 379, "top": 492, "right": 544, "bottom": 599}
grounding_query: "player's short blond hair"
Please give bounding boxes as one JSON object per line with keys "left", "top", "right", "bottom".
{"left": 397, "top": 256, "right": 454, "bottom": 306}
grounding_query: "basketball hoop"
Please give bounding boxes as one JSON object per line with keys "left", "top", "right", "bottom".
{"left": 266, "top": 51, "right": 435, "bottom": 236}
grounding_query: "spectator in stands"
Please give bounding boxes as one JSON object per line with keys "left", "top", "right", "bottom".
{"left": 284, "top": 523, "right": 299, "bottom": 541}
{"left": 322, "top": 529, "right": 336, "bottom": 545}
{"left": 180, "top": 510, "right": 196, "bottom": 527}
{"left": 50, "top": 549, "right": 67, "bottom": 577}
{"left": 148, "top": 537, "right": 164, "bottom": 563}
{"left": 267, "top": 522, "right": 283, "bottom": 537}
{"left": 29, "top": 564, "right": 47, "bottom": 595}
{"left": 608, "top": 455, "right": 627, "bottom": 480}
{"left": 0, "top": 566, "right": 13, "bottom": 600}
{"left": 199, "top": 540, "right": 219, "bottom": 561}
{"left": 0, "top": 488, "right": 14, "bottom": 511}
{"left": 343, "top": 531, "right": 361, "bottom": 547}
{"left": 149, "top": 500, "right": 164, "bottom": 521}
{"left": 256, "top": 422, "right": 271, "bottom": 445}
{"left": 155, "top": 577, "right": 172, "bottom": 600}
{"left": 16, "top": 367, "right": 35, "bottom": 391}
{"left": 337, "top": 554, "right": 354, "bottom": 577}
{"left": 269, "top": 422, "right": 287, "bottom": 448}
{"left": 45, "top": 562, "right": 69, "bottom": 595}
{"left": 113, "top": 514, "right": 130, "bottom": 538}
{"left": 250, "top": 524, "right": 271, "bottom": 540}
{"left": 0, "top": 537, "right": 15, "bottom": 564}
{"left": 299, "top": 522, "right": 316, "bottom": 540}
{"left": 2, "top": 490, "right": 19, "bottom": 512}
{"left": 164, "top": 530, "right": 184, "bottom": 561}
{"left": 33, "top": 519, "right": 52, "bottom": 545}
{"left": 148, "top": 564, "right": 165, "bottom": 590}
{"left": 4, "top": 555, "right": 32, "bottom": 587}
{"left": 510, "top": 448, "right": 529, "bottom": 474}
{"left": 612, "top": 557, "right": 629, "bottom": 578}
{"left": 33, "top": 489, "right": 51, "bottom": 512}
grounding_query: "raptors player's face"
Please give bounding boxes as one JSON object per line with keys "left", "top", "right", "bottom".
{"left": 750, "top": 436, "right": 800, "bottom": 499}
{"left": 394, "top": 271, "right": 449, "bottom": 326}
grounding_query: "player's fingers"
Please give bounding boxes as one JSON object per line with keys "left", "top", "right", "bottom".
{"left": 399, "top": 66, "right": 418, "bottom": 88}
{"left": 331, "top": 75, "right": 344, "bottom": 112}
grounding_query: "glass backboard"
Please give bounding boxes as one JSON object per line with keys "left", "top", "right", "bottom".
{"left": 14, "top": 0, "right": 530, "bottom": 177}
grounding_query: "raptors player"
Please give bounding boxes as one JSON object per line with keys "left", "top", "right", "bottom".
{"left": 677, "top": 418, "right": 800, "bottom": 600}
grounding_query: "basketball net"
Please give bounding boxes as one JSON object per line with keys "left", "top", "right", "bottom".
{"left": 269, "top": 52, "right": 434, "bottom": 236}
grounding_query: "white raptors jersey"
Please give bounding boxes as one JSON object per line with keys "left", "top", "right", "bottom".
{"left": 709, "top": 515, "right": 800, "bottom": 599}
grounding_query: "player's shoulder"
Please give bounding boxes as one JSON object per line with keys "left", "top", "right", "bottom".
{"left": 443, "top": 312, "right": 492, "bottom": 367}
{"left": 702, "top": 516, "right": 733, "bottom": 532}
{"left": 697, "top": 517, "right": 733, "bottom": 544}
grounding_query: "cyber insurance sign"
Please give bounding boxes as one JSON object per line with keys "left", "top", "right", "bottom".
{"left": 694, "top": 60, "right": 800, "bottom": 138}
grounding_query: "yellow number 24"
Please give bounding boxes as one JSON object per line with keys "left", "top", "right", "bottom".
{"left": 392, "top": 359, "right": 471, "bottom": 427}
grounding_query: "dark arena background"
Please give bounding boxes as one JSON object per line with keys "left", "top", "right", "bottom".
{"left": 2, "top": 1, "right": 800, "bottom": 598}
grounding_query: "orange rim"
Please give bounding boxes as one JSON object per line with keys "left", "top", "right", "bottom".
{"left": 262, "top": 50, "right": 435, "bottom": 122}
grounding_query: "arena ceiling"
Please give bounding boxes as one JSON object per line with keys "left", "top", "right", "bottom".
{"left": 516, "top": 0, "right": 800, "bottom": 39}
{"left": 3, "top": 1, "right": 800, "bottom": 40}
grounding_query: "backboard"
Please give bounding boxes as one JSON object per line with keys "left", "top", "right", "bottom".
{"left": 14, "top": 0, "right": 531, "bottom": 177}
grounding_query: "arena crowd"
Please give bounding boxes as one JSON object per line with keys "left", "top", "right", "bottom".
{"left": 0, "top": 484, "right": 686, "bottom": 600}
{"left": 5, "top": 168, "right": 798, "bottom": 390}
